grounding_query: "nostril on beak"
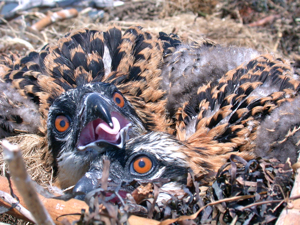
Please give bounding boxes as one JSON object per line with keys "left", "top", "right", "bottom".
{"left": 84, "top": 93, "right": 113, "bottom": 127}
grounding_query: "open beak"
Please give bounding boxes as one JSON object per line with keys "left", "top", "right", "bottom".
{"left": 76, "top": 93, "right": 131, "bottom": 152}
{"left": 73, "top": 159, "right": 133, "bottom": 202}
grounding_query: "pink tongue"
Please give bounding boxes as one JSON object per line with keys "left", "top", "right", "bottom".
{"left": 96, "top": 117, "right": 120, "bottom": 135}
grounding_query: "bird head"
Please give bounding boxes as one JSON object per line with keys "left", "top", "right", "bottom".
{"left": 73, "top": 132, "right": 192, "bottom": 201}
{"left": 47, "top": 82, "right": 146, "bottom": 188}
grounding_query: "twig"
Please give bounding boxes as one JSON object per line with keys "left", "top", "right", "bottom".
{"left": 24, "top": 30, "right": 47, "bottom": 46}
{"left": 1, "top": 37, "right": 34, "bottom": 50}
{"left": 267, "top": 0, "right": 290, "bottom": 17}
{"left": 276, "top": 152, "right": 300, "bottom": 224}
{"left": 100, "top": 158, "right": 110, "bottom": 191}
{"left": 147, "top": 184, "right": 159, "bottom": 219}
{"left": 0, "top": 175, "right": 89, "bottom": 223}
{"left": 240, "top": 199, "right": 283, "bottom": 210}
{"left": 248, "top": 15, "right": 280, "bottom": 27}
{"left": 1, "top": 140, "right": 54, "bottom": 225}
{"left": 0, "top": 190, "right": 35, "bottom": 222}
{"left": 31, "top": 9, "right": 78, "bottom": 32}
{"left": 273, "top": 28, "right": 282, "bottom": 52}
{"left": 0, "top": 18, "right": 18, "bottom": 38}
{"left": 0, "top": 1, "right": 5, "bottom": 13}
{"left": 158, "top": 189, "right": 298, "bottom": 225}
{"left": 0, "top": 11, "right": 22, "bottom": 26}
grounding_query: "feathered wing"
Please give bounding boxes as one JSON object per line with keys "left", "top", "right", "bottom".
{"left": 175, "top": 54, "right": 300, "bottom": 174}
{"left": 160, "top": 39, "right": 260, "bottom": 117}
{"left": 1, "top": 26, "right": 184, "bottom": 135}
{"left": 254, "top": 95, "right": 300, "bottom": 164}
{"left": 0, "top": 79, "right": 41, "bottom": 138}
{"left": 0, "top": 53, "right": 41, "bottom": 137}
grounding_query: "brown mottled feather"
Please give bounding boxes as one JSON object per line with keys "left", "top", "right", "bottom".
{"left": 0, "top": 27, "right": 189, "bottom": 188}
{"left": 172, "top": 54, "right": 300, "bottom": 177}
{"left": 1, "top": 26, "right": 177, "bottom": 134}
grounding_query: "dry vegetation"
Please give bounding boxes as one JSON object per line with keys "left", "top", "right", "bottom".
{"left": 1, "top": 0, "right": 299, "bottom": 57}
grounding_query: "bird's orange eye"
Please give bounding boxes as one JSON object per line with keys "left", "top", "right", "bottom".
{"left": 132, "top": 156, "right": 153, "bottom": 174}
{"left": 55, "top": 115, "right": 70, "bottom": 132}
{"left": 113, "top": 92, "right": 125, "bottom": 108}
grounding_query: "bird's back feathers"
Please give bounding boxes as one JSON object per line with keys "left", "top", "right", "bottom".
{"left": 161, "top": 44, "right": 260, "bottom": 117}
{"left": 255, "top": 95, "right": 300, "bottom": 164}
{"left": 0, "top": 81, "right": 40, "bottom": 137}
{"left": 174, "top": 54, "right": 300, "bottom": 173}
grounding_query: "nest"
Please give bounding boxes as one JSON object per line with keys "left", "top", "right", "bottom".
{"left": 71, "top": 155, "right": 294, "bottom": 224}
{"left": 0, "top": 143, "right": 296, "bottom": 224}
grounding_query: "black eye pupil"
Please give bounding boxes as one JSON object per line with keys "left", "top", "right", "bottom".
{"left": 115, "top": 97, "right": 121, "bottom": 104}
{"left": 138, "top": 160, "right": 145, "bottom": 168}
{"left": 60, "top": 120, "right": 66, "bottom": 127}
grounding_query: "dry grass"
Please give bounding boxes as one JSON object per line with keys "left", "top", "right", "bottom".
{"left": 0, "top": 134, "right": 51, "bottom": 187}
{"left": 0, "top": 3, "right": 283, "bottom": 57}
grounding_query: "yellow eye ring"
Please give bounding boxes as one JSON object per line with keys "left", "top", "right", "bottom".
{"left": 132, "top": 156, "right": 153, "bottom": 174}
{"left": 55, "top": 115, "right": 70, "bottom": 132}
{"left": 113, "top": 92, "right": 125, "bottom": 108}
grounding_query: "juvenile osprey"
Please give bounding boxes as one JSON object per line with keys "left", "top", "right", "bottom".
{"left": 74, "top": 54, "right": 300, "bottom": 198}
{"left": 0, "top": 27, "right": 171, "bottom": 188}
{"left": 1, "top": 26, "right": 298, "bottom": 194}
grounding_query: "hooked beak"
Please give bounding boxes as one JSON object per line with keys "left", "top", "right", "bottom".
{"left": 77, "top": 93, "right": 131, "bottom": 152}
{"left": 73, "top": 158, "right": 132, "bottom": 202}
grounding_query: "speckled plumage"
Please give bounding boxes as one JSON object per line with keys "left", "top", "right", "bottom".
{"left": 1, "top": 26, "right": 299, "bottom": 193}
{"left": 0, "top": 81, "right": 40, "bottom": 137}
{"left": 160, "top": 44, "right": 260, "bottom": 117}
{"left": 174, "top": 54, "right": 300, "bottom": 174}
{"left": 0, "top": 26, "right": 177, "bottom": 188}
{"left": 1, "top": 27, "right": 169, "bottom": 132}
{"left": 255, "top": 95, "right": 300, "bottom": 164}
{"left": 74, "top": 52, "right": 300, "bottom": 199}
